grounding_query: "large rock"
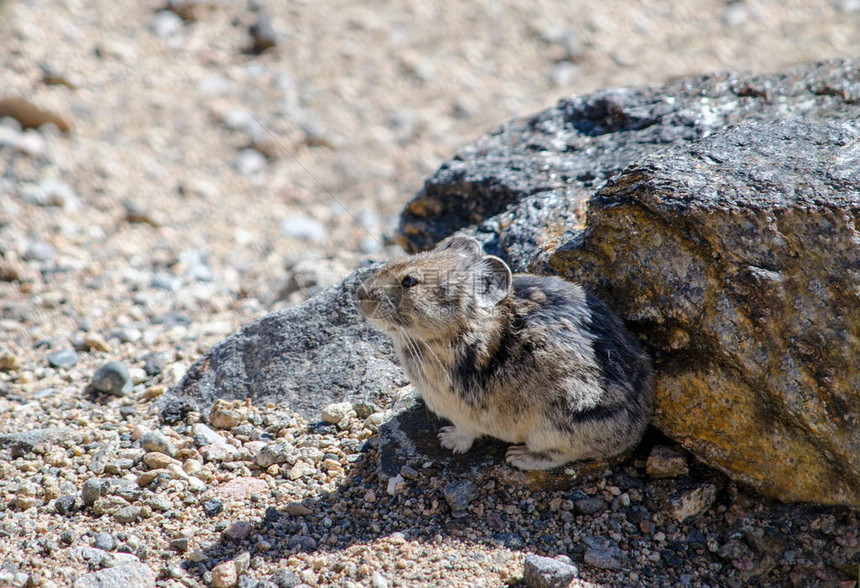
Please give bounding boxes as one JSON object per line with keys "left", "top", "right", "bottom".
{"left": 399, "top": 59, "right": 860, "bottom": 270}
{"left": 158, "top": 266, "right": 405, "bottom": 423}
{"left": 550, "top": 118, "right": 859, "bottom": 506}
{"left": 398, "top": 59, "right": 860, "bottom": 507}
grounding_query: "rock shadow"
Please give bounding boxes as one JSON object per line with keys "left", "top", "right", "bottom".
{"left": 174, "top": 403, "right": 846, "bottom": 587}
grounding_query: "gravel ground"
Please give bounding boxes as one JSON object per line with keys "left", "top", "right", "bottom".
{"left": 1, "top": 0, "right": 859, "bottom": 586}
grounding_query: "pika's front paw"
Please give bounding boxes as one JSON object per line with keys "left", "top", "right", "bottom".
{"left": 438, "top": 425, "right": 476, "bottom": 454}
{"left": 505, "top": 445, "right": 565, "bottom": 470}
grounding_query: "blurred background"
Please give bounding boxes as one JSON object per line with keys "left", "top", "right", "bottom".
{"left": 0, "top": 0, "right": 859, "bottom": 343}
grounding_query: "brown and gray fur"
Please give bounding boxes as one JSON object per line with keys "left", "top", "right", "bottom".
{"left": 356, "top": 236, "right": 655, "bottom": 470}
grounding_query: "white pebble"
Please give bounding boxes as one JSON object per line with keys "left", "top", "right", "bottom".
{"left": 386, "top": 474, "right": 404, "bottom": 496}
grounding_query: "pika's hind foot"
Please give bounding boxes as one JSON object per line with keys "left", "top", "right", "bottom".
{"left": 505, "top": 445, "right": 566, "bottom": 470}
{"left": 438, "top": 425, "right": 477, "bottom": 454}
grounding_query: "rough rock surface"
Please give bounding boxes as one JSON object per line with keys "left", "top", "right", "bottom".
{"left": 551, "top": 118, "right": 859, "bottom": 506}
{"left": 397, "top": 59, "right": 860, "bottom": 507}
{"left": 158, "top": 266, "right": 404, "bottom": 423}
{"left": 399, "top": 59, "right": 860, "bottom": 268}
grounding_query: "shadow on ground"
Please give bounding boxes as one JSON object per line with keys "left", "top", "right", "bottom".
{"left": 178, "top": 404, "right": 859, "bottom": 586}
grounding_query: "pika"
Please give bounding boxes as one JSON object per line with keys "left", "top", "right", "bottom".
{"left": 356, "top": 236, "right": 654, "bottom": 470}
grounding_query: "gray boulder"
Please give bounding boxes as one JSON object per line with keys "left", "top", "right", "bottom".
{"left": 158, "top": 266, "right": 404, "bottom": 423}
{"left": 399, "top": 59, "right": 860, "bottom": 268}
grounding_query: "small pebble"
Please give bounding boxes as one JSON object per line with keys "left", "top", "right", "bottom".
{"left": 149, "top": 10, "right": 184, "bottom": 38}
{"left": 200, "top": 443, "right": 238, "bottom": 462}
{"left": 83, "top": 333, "right": 111, "bottom": 353}
{"left": 139, "top": 430, "right": 176, "bottom": 456}
{"left": 119, "top": 406, "right": 137, "bottom": 419}
{"left": 286, "top": 535, "right": 316, "bottom": 552}
{"left": 143, "top": 451, "right": 178, "bottom": 469}
{"left": 667, "top": 483, "right": 718, "bottom": 522}
{"left": 646, "top": 445, "right": 689, "bottom": 478}
{"left": 113, "top": 506, "right": 142, "bottom": 523}
{"left": 254, "top": 441, "right": 295, "bottom": 468}
{"left": 233, "top": 148, "right": 266, "bottom": 176}
{"left": 150, "top": 272, "right": 181, "bottom": 292}
{"left": 203, "top": 499, "right": 223, "bottom": 517}
{"left": 210, "top": 403, "right": 242, "bottom": 430}
{"left": 583, "top": 547, "right": 622, "bottom": 571}
{"left": 280, "top": 215, "right": 326, "bottom": 243}
{"left": 400, "top": 465, "right": 419, "bottom": 480}
{"left": 575, "top": 497, "right": 606, "bottom": 516}
{"left": 222, "top": 521, "right": 254, "bottom": 541}
{"left": 54, "top": 494, "right": 77, "bottom": 515}
{"left": 123, "top": 202, "right": 164, "bottom": 227}
{"left": 145, "top": 494, "right": 174, "bottom": 512}
{"left": 183, "top": 459, "right": 203, "bottom": 475}
{"left": 0, "top": 350, "right": 22, "bottom": 371}
{"left": 268, "top": 569, "right": 300, "bottom": 587}
{"left": 73, "top": 562, "right": 155, "bottom": 588}
{"left": 91, "top": 361, "right": 133, "bottom": 397}
{"left": 192, "top": 423, "right": 226, "bottom": 446}
{"left": 249, "top": 14, "right": 278, "bottom": 53}
{"left": 143, "top": 351, "right": 170, "bottom": 376}
{"left": 24, "top": 241, "right": 55, "bottom": 262}
{"left": 169, "top": 537, "right": 189, "bottom": 553}
{"left": 284, "top": 502, "right": 312, "bottom": 516}
{"left": 234, "top": 551, "right": 251, "bottom": 574}
{"left": 210, "top": 560, "right": 238, "bottom": 588}
{"left": 94, "top": 532, "right": 116, "bottom": 551}
{"left": 321, "top": 401, "right": 355, "bottom": 424}
{"left": 81, "top": 478, "right": 102, "bottom": 507}
{"left": 370, "top": 571, "right": 389, "bottom": 588}
{"left": 47, "top": 349, "right": 78, "bottom": 368}
{"left": 386, "top": 474, "right": 405, "bottom": 496}
{"left": 522, "top": 553, "right": 579, "bottom": 588}
{"left": 443, "top": 479, "right": 478, "bottom": 512}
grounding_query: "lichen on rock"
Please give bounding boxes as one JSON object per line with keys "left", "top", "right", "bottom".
{"left": 550, "top": 118, "right": 859, "bottom": 506}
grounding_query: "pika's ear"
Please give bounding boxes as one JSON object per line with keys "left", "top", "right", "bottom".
{"left": 476, "top": 255, "right": 512, "bottom": 307}
{"left": 436, "top": 235, "right": 482, "bottom": 258}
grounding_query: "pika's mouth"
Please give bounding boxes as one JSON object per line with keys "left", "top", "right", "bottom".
{"left": 357, "top": 298, "right": 393, "bottom": 320}
{"left": 355, "top": 284, "right": 400, "bottom": 322}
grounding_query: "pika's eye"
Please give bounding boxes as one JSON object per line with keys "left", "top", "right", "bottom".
{"left": 400, "top": 275, "right": 417, "bottom": 288}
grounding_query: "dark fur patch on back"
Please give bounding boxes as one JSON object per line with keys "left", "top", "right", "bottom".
{"left": 453, "top": 315, "right": 536, "bottom": 409}
{"left": 584, "top": 293, "right": 651, "bottom": 401}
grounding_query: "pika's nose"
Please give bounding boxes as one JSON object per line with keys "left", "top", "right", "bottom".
{"left": 356, "top": 279, "right": 382, "bottom": 302}
{"left": 356, "top": 282, "right": 379, "bottom": 318}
